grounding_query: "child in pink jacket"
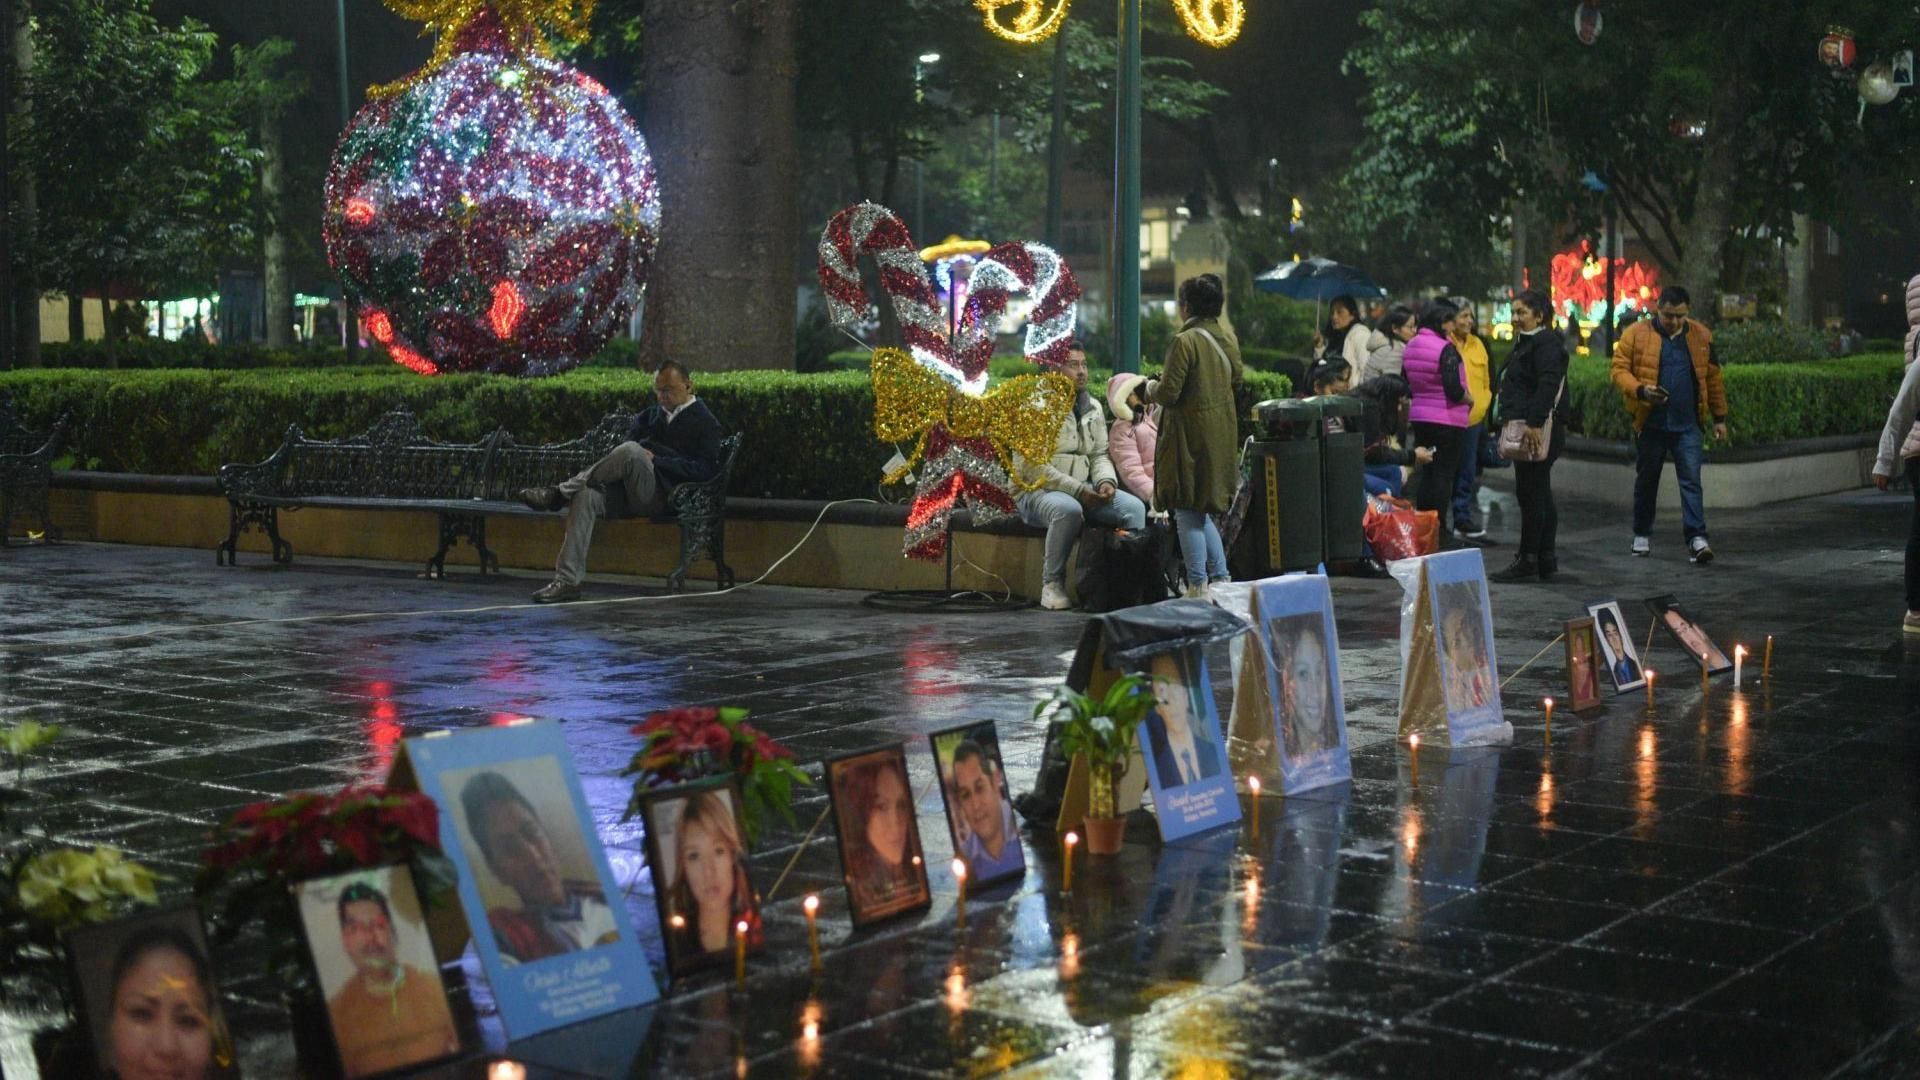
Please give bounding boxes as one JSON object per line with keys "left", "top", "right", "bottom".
{"left": 1107, "top": 373, "right": 1159, "bottom": 506}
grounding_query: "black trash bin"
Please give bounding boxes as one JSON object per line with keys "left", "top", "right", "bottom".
{"left": 1235, "top": 399, "right": 1324, "bottom": 577}
{"left": 1311, "top": 394, "right": 1366, "bottom": 563}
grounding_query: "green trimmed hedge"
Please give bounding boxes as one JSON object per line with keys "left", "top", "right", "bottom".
{"left": 0, "top": 366, "right": 1294, "bottom": 500}
{"left": 1564, "top": 352, "right": 1902, "bottom": 445}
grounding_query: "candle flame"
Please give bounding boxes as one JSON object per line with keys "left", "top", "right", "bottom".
{"left": 952, "top": 858, "right": 967, "bottom": 881}
{"left": 804, "top": 894, "right": 820, "bottom": 915}
{"left": 1064, "top": 832, "right": 1078, "bottom": 847}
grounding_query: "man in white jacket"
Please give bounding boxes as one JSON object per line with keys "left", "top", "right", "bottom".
{"left": 1014, "top": 345, "right": 1148, "bottom": 610}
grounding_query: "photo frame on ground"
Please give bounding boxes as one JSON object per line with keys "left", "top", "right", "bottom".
{"left": 1563, "top": 617, "right": 1604, "bottom": 713}
{"left": 392, "top": 722, "right": 657, "bottom": 1038}
{"left": 65, "top": 904, "right": 239, "bottom": 1080}
{"left": 1136, "top": 643, "right": 1241, "bottom": 842}
{"left": 636, "top": 777, "right": 765, "bottom": 979}
{"left": 1587, "top": 599, "right": 1647, "bottom": 693}
{"left": 1251, "top": 576, "right": 1351, "bottom": 794}
{"left": 1645, "top": 594, "right": 1733, "bottom": 673}
{"left": 825, "top": 744, "right": 933, "bottom": 928}
{"left": 292, "top": 864, "right": 460, "bottom": 1079}
{"left": 1398, "top": 550, "right": 1505, "bottom": 744}
{"left": 930, "top": 721, "right": 1026, "bottom": 888}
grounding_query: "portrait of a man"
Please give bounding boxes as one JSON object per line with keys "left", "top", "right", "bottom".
{"left": 457, "top": 767, "right": 620, "bottom": 964}
{"left": 1142, "top": 647, "right": 1221, "bottom": 788}
{"left": 297, "top": 871, "right": 459, "bottom": 1079}
{"left": 932, "top": 723, "right": 1025, "bottom": 887}
{"left": 1587, "top": 601, "right": 1645, "bottom": 692}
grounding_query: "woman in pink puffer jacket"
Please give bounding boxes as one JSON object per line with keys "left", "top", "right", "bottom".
{"left": 1106, "top": 373, "right": 1158, "bottom": 506}
{"left": 1871, "top": 273, "right": 1920, "bottom": 631}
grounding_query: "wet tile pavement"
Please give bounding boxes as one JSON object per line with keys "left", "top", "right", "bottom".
{"left": 2, "top": 482, "right": 1918, "bottom": 1078}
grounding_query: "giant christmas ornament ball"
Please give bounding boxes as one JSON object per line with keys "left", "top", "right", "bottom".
{"left": 323, "top": 12, "right": 660, "bottom": 376}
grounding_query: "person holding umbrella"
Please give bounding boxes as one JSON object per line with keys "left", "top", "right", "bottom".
{"left": 1403, "top": 298, "right": 1472, "bottom": 538}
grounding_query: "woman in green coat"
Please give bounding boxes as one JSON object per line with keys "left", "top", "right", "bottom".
{"left": 1147, "top": 274, "right": 1245, "bottom": 598}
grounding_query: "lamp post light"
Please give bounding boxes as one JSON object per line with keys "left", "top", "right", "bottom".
{"left": 914, "top": 52, "right": 941, "bottom": 241}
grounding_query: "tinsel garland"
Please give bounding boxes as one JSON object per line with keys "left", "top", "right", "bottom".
{"left": 371, "top": 0, "right": 596, "bottom": 98}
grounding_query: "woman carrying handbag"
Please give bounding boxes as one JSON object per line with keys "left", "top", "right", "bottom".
{"left": 1491, "top": 288, "right": 1570, "bottom": 583}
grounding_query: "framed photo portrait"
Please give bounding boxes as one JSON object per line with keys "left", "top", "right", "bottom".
{"left": 1587, "top": 600, "right": 1646, "bottom": 693}
{"left": 1136, "top": 644, "right": 1240, "bottom": 842}
{"left": 1426, "top": 551, "right": 1504, "bottom": 739}
{"left": 930, "top": 722, "right": 1025, "bottom": 888}
{"left": 292, "top": 865, "right": 460, "bottom": 1079}
{"left": 1646, "top": 595, "right": 1733, "bottom": 674}
{"left": 826, "top": 744, "right": 933, "bottom": 928}
{"left": 637, "top": 778, "right": 765, "bottom": 978}
{"left": 1563, "top": 617, "right": 1604, "bottom": 714}
{"left": 65, "top": 904, "right": 238, "bottom": 1080}
{"left": 1253, "top": 576, "right": 1351, "bottom": 794}
{"left": 397, "top": 722, "right": 656, "bottom": 1038}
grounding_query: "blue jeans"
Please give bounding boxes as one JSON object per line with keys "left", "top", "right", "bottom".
{"left": 1633, "top": 424, "right": 1707, "bottom": 541}
{"left": 1364, "top": 464, "right": 1404, "bottom": 499}
{"left": 1172, "top": 508, "right": 1228, "bottom": 587}
{"left": 1017, "top": 488, "right": 1148, "bottom": 584}
{"left": 1453, "top": 422, "right": 1483, "bottom": 528}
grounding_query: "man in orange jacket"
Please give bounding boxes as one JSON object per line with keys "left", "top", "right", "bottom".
{"left": 1609, "top": 286, "right": 1729, "bottom": 563}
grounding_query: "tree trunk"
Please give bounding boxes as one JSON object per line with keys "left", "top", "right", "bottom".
{"left": 639, "top": 0, "right": 798, "bottom": 373}
{"left": 9, "top": 3, "right": 38, "bottom": 367}
{"left": 66, "top": 293, "right": 81, "bottom": 341}
{"left": 261, "top": 108, "right": 291, "bottom": 348}
{"left": 1785, "top": 211, "right": 1813, "bottom": 327}
{"left": 1678, "top": 79, "right": 1750, "bottom": 323}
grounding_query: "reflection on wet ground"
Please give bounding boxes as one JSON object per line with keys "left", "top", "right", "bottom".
{"left": 2, "top": 485, "right": 1918, "bottom": 1077}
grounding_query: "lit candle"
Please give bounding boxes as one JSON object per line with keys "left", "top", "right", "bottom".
{"left": 734, "top": 919, "right": 749, "bottom": 985}
{"left": 1543, "top": 697, "right": 1554, "bottom": 742}
{"left": 1408, "top": 732, "right": 1421, "bottom": 785}
{"left": 1247, "top": 775, "right": 1261, "bottom": 838}
{"left": 1645, "top": 670, "right": 1657, "bottom": 710}
{"left": 1734, "top": 644, "right": 1746, "bottom": 688}
{"left": 1764, "top": 635, "right": 1773, "bottom": 678}
{"left": 803, "top": 894, "right": 821, "bottom": 972}
{"left": 952, "top": 858, "right": 968, "bottom": 928}
{"left": 1062, "top": 831, "right": 1077, "bottom": 892}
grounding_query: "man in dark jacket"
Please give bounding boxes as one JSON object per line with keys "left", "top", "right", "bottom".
{"left": 518, "top": 360, "right": 724, "bottom": 602}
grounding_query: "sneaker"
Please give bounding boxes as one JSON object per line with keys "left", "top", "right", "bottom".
{"left": 1039, "top": 582, "right": 1072, "bottom": 611}
{"left": 1905, "top": 611, "right": 1920, "bottom": 634}
{"left": 1537, "top": 555, "right": 1558, "bottom": 582}
{"left": 1689, "top": 536, "right": 1714, "bottom": 564}
{"left": 1631, "top": 536, "right": 1651, "bottom": 557}
{"left": 1183, "top": 582, "right": 1212, "bottom": 603}
{"left": 1458, "top": 522, "right": 1489, "bottom": 540}
{"left": 518, "top": 486, "right": 566, "bottom": 512}
{"left": 1489, "top": 555, "right": 1539, "bottom": 583}
{"left": 531, "top": 580, "right": 581, "bottom": 603}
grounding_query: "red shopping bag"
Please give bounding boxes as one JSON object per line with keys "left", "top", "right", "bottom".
{"left": 1363, "top": 495, "right": 1439, "bottom": 562}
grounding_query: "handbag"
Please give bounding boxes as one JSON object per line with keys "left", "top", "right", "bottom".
{"left": 1362, "top": 495, "right": 1439, "bottom": 562}
{"left": 1497, "top": 375, "right": 1568, "bottom": 462}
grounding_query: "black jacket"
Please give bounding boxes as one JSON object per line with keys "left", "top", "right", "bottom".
{"left": 627, "top": 398, "right": 724, "bottom": 487}
{"left": 1352, "top": 392, "right": 1415, "bottom": 467}
{"left": 1497, "top": 330, "right": 1569, "bottom": 429}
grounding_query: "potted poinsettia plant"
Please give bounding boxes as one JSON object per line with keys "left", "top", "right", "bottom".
{"left": 1034, "top": 674, "right": 1153, "bottom": 855}
{"left": 195, "top": 785, "right": 457, "bottom": 988}
{"left": 622, "top": 706, "right": 810, "bottom": 848}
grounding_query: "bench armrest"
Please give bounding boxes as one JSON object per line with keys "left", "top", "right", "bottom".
{"left": 217, "top": 427, "right": 298, "bottom": 500}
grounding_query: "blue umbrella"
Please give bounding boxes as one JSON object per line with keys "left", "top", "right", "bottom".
{"left": 1253, "top": 257, "right": 1388, "bottom": 301}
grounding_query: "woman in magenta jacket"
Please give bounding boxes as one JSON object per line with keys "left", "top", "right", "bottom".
{"left": 1402, "top": 298, "right": 1472, "bottom": 534}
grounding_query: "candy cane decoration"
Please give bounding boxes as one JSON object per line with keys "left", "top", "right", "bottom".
{"left": 817, "top": 202, "right": 975, "bottom": 389}
{"left": 951, "top": 241, "right": 1083, "bottom": 377}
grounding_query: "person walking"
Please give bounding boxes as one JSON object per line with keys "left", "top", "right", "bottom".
{"left": 1609, "top": 285, "right": 1729, "bottom": 563}
{"left": 1449, "top": 298, "right": 1496, "bottom": 544}
{"left": 1870, "top": 272, "right": 1920, "bottom": 632}
{"left": 1147, "top": 273, "right": 1244, "bottom": 600}
{"left": 1490, "top": 289, "right": 1569, "bottom": 583}
{"left": 1358, "top": 304, "right": 1416, "bottom": 383}
{"left": 1403, "top": 298, "right": 1472, "bottom": 537}
{"left": 1312, "top": 295, "right": 1370, "bottom": 375}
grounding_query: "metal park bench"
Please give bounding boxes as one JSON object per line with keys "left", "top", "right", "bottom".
{"left": 0, "top": 393, "right": 69, "bottom": 545}
{"left": 215, "top": 408, "right": 740, "bottom": 591}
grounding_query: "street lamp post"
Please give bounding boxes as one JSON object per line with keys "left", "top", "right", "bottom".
{"left": 913, "top": 52, "right": 940, "bottom": 242}
{"left": 1114, "top": 0, "right": 1142, "bottom": 374}
{"left": 336, "top": 0, "right": 358, "bottom": 363}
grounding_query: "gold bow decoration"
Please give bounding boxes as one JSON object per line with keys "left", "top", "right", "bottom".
{"left": 976, "top": 0, "right": 1242, "bottom": 47}
{"left": 371, "top": 0, "right": 597, "bottom": 99}
{"left": 872, "top": 348, "right": 1075, "bottom": 491}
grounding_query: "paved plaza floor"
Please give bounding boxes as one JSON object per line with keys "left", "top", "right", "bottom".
{"left": 2, "top": 482, "right": 1918, "bottom": 1078}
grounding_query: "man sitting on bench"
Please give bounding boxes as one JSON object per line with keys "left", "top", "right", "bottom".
{"left": 518, "top": 360, "right": 724, "bottom": 602}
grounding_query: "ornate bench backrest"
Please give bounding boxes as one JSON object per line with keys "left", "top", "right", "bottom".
{"left": 280, "top": 409, "right": 492, "bottom": 501}
{"left": 0, "top": 393, "right": 65, "bottom": 461}
{"left": 487, "top": 412, "right": 636, "bottom": 499}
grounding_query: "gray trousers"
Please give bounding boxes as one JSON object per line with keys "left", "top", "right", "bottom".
{"left": 1016, "top": 488, "right": 1148, "bottom": 585}
{"left": 554, "top": 442, "right": 663, "bottom": 585}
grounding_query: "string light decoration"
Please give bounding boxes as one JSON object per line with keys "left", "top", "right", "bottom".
{"left": 976, "top": 0, "right": 1242, "bottom": 47}
{"left": 323, "top": 3, "right": 660, "bottom": 376}
{"left": 819, "top": 202, "right": 1081, "bottom": 560}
